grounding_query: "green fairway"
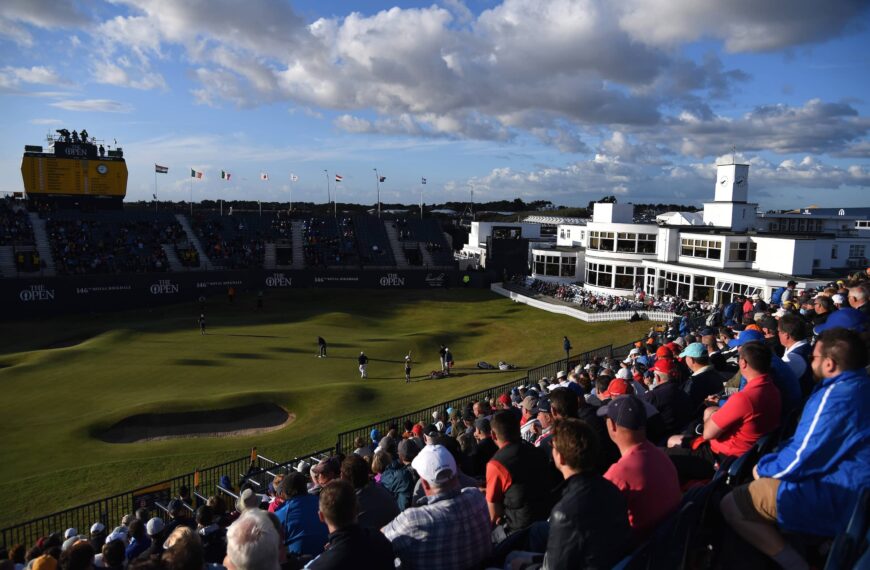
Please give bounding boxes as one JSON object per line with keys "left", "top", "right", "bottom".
{"left": 0, "top": 288, "right": 650, "bottom": 528}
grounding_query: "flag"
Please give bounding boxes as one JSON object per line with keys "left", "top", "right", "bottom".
{"left": 193, "top": 469, "right": 200, "bottom": 489}
{"left": 221, "top": 170, "right": 231, "bottom": 181}
{"left": 190, "top": 169, "right": 203, "bottom": 179}
{"left": 290, "top": 174, "right": 298, "bottom": 182}
{"left": 155, "top": 164, "right": 168, "bottom": 174}
{"left": 260, "top": 172, "right": 269, "bottom": 181}
{"left": 421, "top": 177, "right": 427, "bottom": 184}
{"left": 152, "top": 194, "right": 157, "bottom": 200}
{"left": 379, "top": 176, "right": 386, "bottom": 183}
{"left": 335, "top": 174, "right": 343, "bottom": 182}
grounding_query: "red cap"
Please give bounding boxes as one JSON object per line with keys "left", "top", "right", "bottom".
{"left": 600, "top": 378, "right": 631, "bottom": 399}
{"left": 655, "top": 345, "right": 673, "bottom": 359}
{"left": 411, "top": 424, "right": 423, "bottom": 436}
{"left": 498, "top": 393, "right": 511, "bottom": 407}
{"left": 654, "top": 358, "right": 676, "bottom": 375}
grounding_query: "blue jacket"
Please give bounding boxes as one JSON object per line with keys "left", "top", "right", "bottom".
{"left": 755, "top": 368, "right": 870, "bottom": 537}
{"left": 380, "top": 459, "right": 417, "bottom": 511}
{"left": 276, "top": 493, "right": 328, "bottom": 556}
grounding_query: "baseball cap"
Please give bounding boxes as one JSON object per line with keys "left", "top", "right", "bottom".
{"left": 31, "top": 555, "right": 57, "bottom": 570}
{"left": 411, "top": 424, "right": 424, "bottom": 437}
{"left": 655, "top": 346, "right": 673, "bottom": 359}
{"left": 728, "top": 329, "right": 765, "bottom": 348}
{"left": 64, "top": 528, "right": 78, "bottom": 539}
{"left": 634, "top": 355, "right": 650, "bottom": 368}
{"left": 700, "top": 327, "right": 717, "bottom": 337}
{"left": 398, "top": 438, "right": 420, "bottom": 461}
{"left": 370, "top": 428, "right": 380, "bottom": 442}
{"left": 146, "top": 517, "right": 165, "bottom": 536}
{"left": 832, "top": 294, "right": 846, "bottom": 305}
{"left": 236, "top": 488, "right": 260, "bottom": 512}
{"left": 474, "top": 417, "right": 491, "bottom": 432}
{"left": 410, "top": 444, "right": 457, "bottom": 485}
{"left": 653, "top": 358, "right": 676, "bottom": 375}
{"left": 90, "top": 522, "right": 106, "bottom": 534}
{"left": 537, "top": 396, "right": 552, "bottom": 414}
{"left": 556, "top": 370, "right": 567, "bottom": 380}
{"left": 814, "top": 307, "right": 868, "bottom": 334}
{"left": 672, "top": 337, "right": 686, "bottom": 348}
{"left": 596, "top": 394, "right": 647, "bottom": 430}
{"left": 600, "top": 378, "right": 631, "bottom": 399}
{"left": 106, "top": 526, "right": 128, "bottom": 543}
{"left": 679, "top": 343, "right": 706, "bottom": 359}
{"left": 497, "top": 393, "right": 511, "bottom": 407}
{"left": 616, "top": 367, "right": 632, "bottom": 380}
{"left": 521, "top": 395, "right": 538, "bottom": 411}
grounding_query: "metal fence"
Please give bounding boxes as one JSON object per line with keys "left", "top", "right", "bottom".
{"left": 335, "top": 344, "right": 614, "bottom": 454}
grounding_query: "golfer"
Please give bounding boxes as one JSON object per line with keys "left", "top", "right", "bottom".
{"left": 358, "top": 351, "right": 369, "bottom": 379}
{"left": 198, "top": 314, "right": 206, "bottom": 335}
{"left": 318, "top": 336, "right": 327, "bottom": 358}
{"left": 404, "top": 355, "right": 412, "bottom": 383}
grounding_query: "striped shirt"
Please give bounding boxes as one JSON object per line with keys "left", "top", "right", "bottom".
{"left": 382, "top": 486, "right": 492, "bottom": 570}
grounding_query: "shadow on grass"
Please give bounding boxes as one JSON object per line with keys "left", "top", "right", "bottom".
{"left": 220, "top": 352, "right": 273, "bottom": 360}
{"left": 216, "top": 333, "right": 286, "bottom": 339}
{"left": 266, "top": 347, "right": 310, "bottom": 354}
{"left": 174, "top": 358, "right": 222, "bottom": 366}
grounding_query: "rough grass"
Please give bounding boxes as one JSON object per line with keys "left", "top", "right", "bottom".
{"left": 0, "top": 288, "right": 650, "bottom": 528}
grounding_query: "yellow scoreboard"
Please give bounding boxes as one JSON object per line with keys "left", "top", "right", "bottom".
{"left": 21, "top": 143, "right": 127, "bottom": 199}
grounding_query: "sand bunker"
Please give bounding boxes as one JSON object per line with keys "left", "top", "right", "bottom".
{"left": 99, "top": 403, "right": 293, "bottom": 443}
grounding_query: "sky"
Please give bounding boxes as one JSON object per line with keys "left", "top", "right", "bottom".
{"left": 1, "top": 0, "right": 869, "bottom": 210}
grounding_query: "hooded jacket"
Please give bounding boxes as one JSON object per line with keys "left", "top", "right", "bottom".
{"left": 755, "top": 368, "right": 870, "bottom": 537}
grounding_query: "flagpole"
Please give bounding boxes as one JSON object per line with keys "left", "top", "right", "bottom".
{"left": 323, "top": 170, "right": 330, "bottom": 209}
{"left": 334, "top": 179, "right": 338, "bottom": 218}
{"left": 189, "top": 176, "right": 193, "bottom": 217}
{"left": 374, "top": 168, "right": 381, "bottom": 218}
{"left": 154, "top": 167, "right": 157, "bottom": 214}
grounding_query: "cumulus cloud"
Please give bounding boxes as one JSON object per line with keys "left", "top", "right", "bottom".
{"left": 0, "top": 66, "right": 68, "bottom": 91}
{"left": 0, "top": 0, "right": 90, "bottom": 46}
{"left": 50, "top": 99, "right": 134, "bottom": 113}
{"left": 617, "top": 0, "right": 870, "bottom": 52}
{"left": 91, "top": 60, "right": 166, "bottom": 90}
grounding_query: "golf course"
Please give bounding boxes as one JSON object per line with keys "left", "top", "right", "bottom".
{"left": 0, "top": 288, "right": 651, "bottom": 529}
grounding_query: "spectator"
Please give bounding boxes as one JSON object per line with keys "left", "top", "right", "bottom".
{"left": 101, "top": 539, "right": 126, "bottom": 570}
{"left": 58, "top": 541, "right": 95, "bottom": 570}
{"left": 721, "top": 327, "right": 870, "bottom": 569}
{"left": 275, "top": 472, "right": 328, "bottom": 558}
{"left": 137, "top": 518, "right": 165, "bottom": 560}
{"left": 163, "top": 500, "right": 194, "bottom": 536}
{"left": 306, "top": 480, "right": 394, "bottom": 569}
{"left": 195, "top": 505, "right": 226, "bottom": 565}
{"left": 124, "top": 519, "right": 151, "bottom": 561}
{"left": 599, "top": 395, "right": 682, "bottom": 540}
{"left": 641, "top": 358, "right": 692, "bottom": 437}
{"left": 811, "top": 295, "right": 834, "bottom": 327}
{"left": 470, "top": 418, "right": 498, "bottom": 477}
{"left": 308, "top": 457, "right": 340, "bottom": 495}
{"left": 381, "top": 439, "right": 418, "bottom": 511}
{"left": 506, "top": 418, "right": 631, "bottom": 570}
{"left": 776, "top": 313, "right": 813, "bottom": 395}
{"left": 224, "top": 509, "right": 281, "bottom": 570}
{"left": 680, "top": 343, "right": 725, "bottom": 411}
{"left": 89, "top": 523, "right": 107, "bottom": 553}
{"left": 848, "top": 284, "right": 870, "bottom": 316}
{"left": 382, "top": 444, "right": 492, "bottom": 570}
{"left": 667, "top": 342, "right": 781, "bottom": 482}
{"left": 487, "top": 411, "right": 552, "bottom": 536}
{"left": 340, "top": 454, "right": 399, "bottom": 530}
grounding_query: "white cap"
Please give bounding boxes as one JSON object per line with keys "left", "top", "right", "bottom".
{"left": 146, "top": 517, "right": 165, "bottom": 536}
{"left": 64, "top": 528, "right": 78, "bottom": 539}
{"left": 616, "top": 368, "right": 632, "bottom": 380}
{"left": 90, "top": 522, "right": 106, "bottom": 534}
{"left": 411, "top": 444, "right": 457, "bottom": 485}
{"left": 236, "top": 488, "right": 260, "bottom": 512}
{"left": 673, "top": 337, "right": 686, "bottom": 347}
{"left": 833, "top": 294, "right": 846, "bottom": 305}
{"left": 556, "top": 370, "right": 567, "bottom": 379}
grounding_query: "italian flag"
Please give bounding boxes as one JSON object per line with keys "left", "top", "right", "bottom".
{"left": 190, "top": 169, "right": 203, "bottom": 179}
{"left": 221, "top": 170, "right": 231, "bottom": 181}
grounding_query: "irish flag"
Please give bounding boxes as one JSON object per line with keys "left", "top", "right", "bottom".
{"left": 221, "top": 170, "right": 231, "bottom": 181}
{"left": 335, "top": 174, "right": 343, "bottom": 182}
{"left": 190, "top": 169, "right": 203, "bottom": 179}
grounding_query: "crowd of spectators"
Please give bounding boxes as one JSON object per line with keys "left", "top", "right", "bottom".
{"left": 302, "top": 218, "right": 357, "bottom": 267}
{"left": 46, "top": 218, "right": 183, "bottom": 275}
{"left": 4, "top": 270, "right": 869, "bottom": 570}
{"left": 515, "top": 277, "right": 709, "bottom": 314}
{"left": 193, "top": 217, "right": 267, "bottom": 270}
{"left": 0, "top": 198, "right": 35, "bottom": 246}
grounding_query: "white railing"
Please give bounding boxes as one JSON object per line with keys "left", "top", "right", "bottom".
{"left": 490, "top": 283, "right": 677, "bottom": 323}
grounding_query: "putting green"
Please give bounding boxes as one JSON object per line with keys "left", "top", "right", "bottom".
{"left": 0, "top": 288, "right": 650, "bottom": 528}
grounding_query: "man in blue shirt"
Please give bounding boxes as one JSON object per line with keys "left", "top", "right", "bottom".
{"left": 720, "top": 328, "right": 870, "bottom": 570}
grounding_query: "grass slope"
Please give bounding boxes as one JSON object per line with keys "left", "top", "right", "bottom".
{"left": 0, "top": 289, "right": 650, "bottom": 528}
